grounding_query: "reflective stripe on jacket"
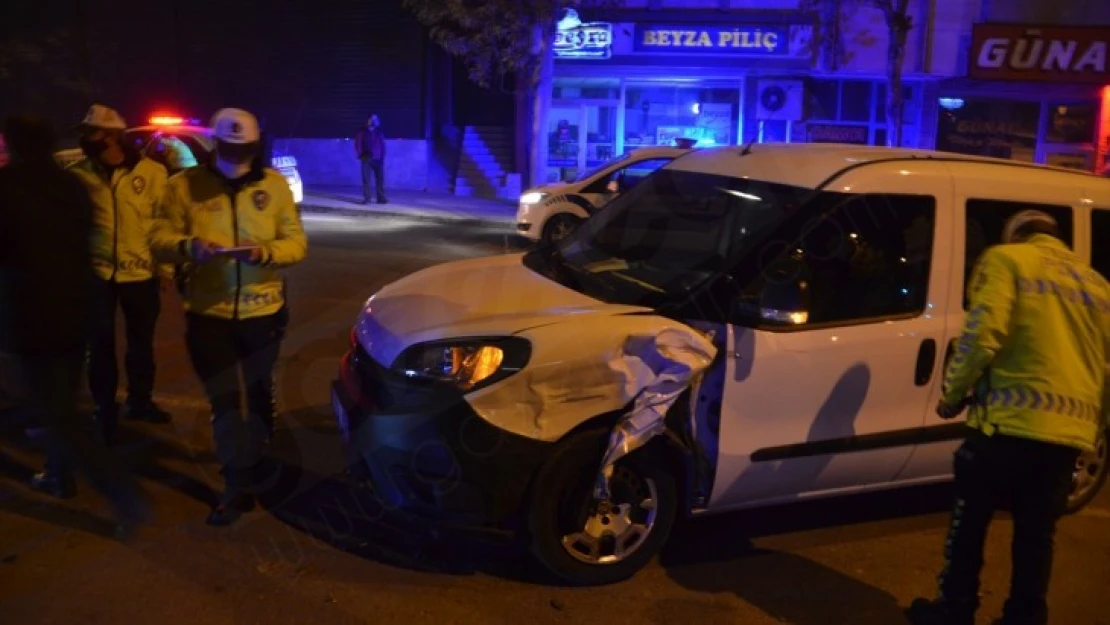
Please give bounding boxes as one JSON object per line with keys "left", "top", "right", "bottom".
{"left": 942, "top": 234, "right": 1110, "bottom": 452}
{"left": 69, "top": 156, "right": 169, "bottom": 282}
{"left": 151, "top": 162, "right": 307, "bottom": 320}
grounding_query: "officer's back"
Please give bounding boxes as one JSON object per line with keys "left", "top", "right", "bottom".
{"left": 970, "top": 213, "right": 1110, "bottom": 452}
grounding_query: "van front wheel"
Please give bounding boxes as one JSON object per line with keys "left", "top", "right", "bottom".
{"left": 527, "top": 430, "right": 677, "bottom": 585}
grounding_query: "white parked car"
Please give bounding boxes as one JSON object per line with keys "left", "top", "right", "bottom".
{"left": 333, "top": 143, "right": 1110, "bottom": 585}
{"left": 516, "top": 146, "right": 689, "bottom": 246}
{"left": 55, "top": 114, "right": 304, "bottom": 203}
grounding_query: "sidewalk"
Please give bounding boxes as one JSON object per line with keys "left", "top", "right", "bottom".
{"left": 300, "top": 185, "right": 518, "bottom": 226}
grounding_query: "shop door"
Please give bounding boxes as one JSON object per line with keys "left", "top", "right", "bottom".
{"left": 546, "top": 99, "right": 619, "bottom": 184}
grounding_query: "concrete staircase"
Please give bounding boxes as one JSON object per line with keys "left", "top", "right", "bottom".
{"left": 453, "top": 126, "right": 520, "bottom": 200}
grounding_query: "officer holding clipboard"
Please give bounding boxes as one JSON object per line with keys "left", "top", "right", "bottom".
{"left": 151, "top": 108, "right": 307, "bottom": 525}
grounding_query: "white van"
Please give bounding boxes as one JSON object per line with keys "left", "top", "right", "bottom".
{"left": 515, "top": 146, "right": 689, "bottom": 246}
{"left": 333, "top": 143, "right": 1110, "bottom": 585}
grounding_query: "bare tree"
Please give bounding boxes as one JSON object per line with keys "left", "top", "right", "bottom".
{"left": 801, "top": 0, "right": 914, "bottom": 147}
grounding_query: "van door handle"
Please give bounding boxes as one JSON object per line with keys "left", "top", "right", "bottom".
{"left": 915, "top": 338, "right": 937, "bottom": 387}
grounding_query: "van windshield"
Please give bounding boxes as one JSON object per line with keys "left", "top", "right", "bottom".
{"left": 523, "top": 168, "right": 814, "bottom": 308}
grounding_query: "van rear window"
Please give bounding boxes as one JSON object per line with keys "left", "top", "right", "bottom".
{"left": 963, "top": 199, "right": 1075, "bottom": 309}
{"left": 1090, "top": 208, "right": 1110, "bottom": 281}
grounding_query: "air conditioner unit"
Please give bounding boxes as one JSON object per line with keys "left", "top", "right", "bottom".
{"left": 755, "top": 79, "right": 804, "bottom": 121}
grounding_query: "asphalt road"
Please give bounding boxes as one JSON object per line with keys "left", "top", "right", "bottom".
{"left": 1, "top": 213, "right": 1107, "bottom": 625}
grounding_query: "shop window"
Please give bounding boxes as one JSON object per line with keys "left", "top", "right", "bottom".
{"left": 1090, "top": 209, "right": 1110, "bottom": 280}
{"left": 936, "top": 99, "right": 1039, "bottom": 162}
{"left": 1046, "top": 103, "right": 1097, "bottom": 144}
{"left": 841, "top": 81, "right": 872, "bottom": 123}
{"left": 624, "top": 83, "right": 740, "bottom": 149}
{"left": 807, "top": 79, "right": 840, "bottom": 121}
{"left": 553, "top": 78, "right": 619, "bottom": 101}
{"left": 747, "top": 193, "right": 936, "bottom": 327}
{"left": 963, "top": 199, "right": 1074, "bottom": 309}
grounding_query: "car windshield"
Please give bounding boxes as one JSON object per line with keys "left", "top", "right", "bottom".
{"left": 573, "top": 152, "right": 632, "bottom": 182}
{"left": 523, "top": 168, "right": 814, "bottom": 309}
{"left": 125, "top": 129, "right": 210, "bottom": 172}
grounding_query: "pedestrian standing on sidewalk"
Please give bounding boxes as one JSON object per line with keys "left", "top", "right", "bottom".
{"left": 353, "top": 113, "right": 387, "bottom": 205}
{"left": 907, "top": 211, "right": 1110, "bottom": 625}
{"left": 70, "top": 104, "right": 173, "bottom": 444}
{"left": 151, "top": 107, "right": 307, "bottom": 526}
{"left": 0, "top": 114, "right": 150, "bottom": 533}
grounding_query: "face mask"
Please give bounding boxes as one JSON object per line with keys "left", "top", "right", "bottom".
{"left": 79, "top": 136, "right": 109, "bottom": 159}
{"left": 216, "top": 140, "right": 258, "bottom": 165}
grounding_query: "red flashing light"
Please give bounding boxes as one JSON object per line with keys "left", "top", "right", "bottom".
{"left": 149, "top": 115, "right": 185, "bottom": 126}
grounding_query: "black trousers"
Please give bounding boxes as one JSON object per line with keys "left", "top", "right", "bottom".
{"left": 24, "top": 350, "right": 140, "bottom": 497}
{"left": 938, "top": 431, "right": 1079, "bottom": 624}
{"left": 361, "top": 157, "right": 385, "bottom": 201}
{"left": 185, "top": 308, "right": 287, "bottom": 490}
{"left": 88, "top": 277, "right": 160, "bottom": 411}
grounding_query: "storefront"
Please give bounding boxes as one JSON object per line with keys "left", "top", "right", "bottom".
{"left": 543, "top": 8, "right": 931, "bottom": 183}
{"left": 935, "top": 24, "right": 1110, "bottom": 175}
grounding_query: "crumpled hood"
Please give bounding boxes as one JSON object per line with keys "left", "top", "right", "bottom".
{"left": 354, "top": 253, "right": 650, "bottom": 368}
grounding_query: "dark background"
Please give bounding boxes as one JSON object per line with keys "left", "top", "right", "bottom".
{"left": 0, "top": 0, "right": 516, "bottom": 143}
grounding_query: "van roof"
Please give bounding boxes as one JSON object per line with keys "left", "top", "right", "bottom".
{"left": 666, "top": 142, "right": 1109, "bottom": 191}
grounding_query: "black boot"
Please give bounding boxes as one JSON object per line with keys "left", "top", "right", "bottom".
{"left": 906, "top": 597, "right": 976, "bottom": 625}
{"left": 93, "top": 404, "right": 119, "bottom": 445}
{"left": 206, "top": 491, "right": 256, "bottom": 526}
{"left": 30, "top": 472, "right": 77, "bottom": 499}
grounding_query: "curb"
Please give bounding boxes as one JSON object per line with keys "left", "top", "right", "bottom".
{"left": 298, "top": 201, "right": 515, "bottom": 228}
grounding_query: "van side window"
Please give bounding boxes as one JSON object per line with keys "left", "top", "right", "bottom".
{"left": 744, "top": 194, "right": 936, "bottom": 327}
{"left": 1090, "top": 209, "right": 1110, "bottom": 280}
{"left": 963, "top": 199, "right": 1075, "bottom": 309}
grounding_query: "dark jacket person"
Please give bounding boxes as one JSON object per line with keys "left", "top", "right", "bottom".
{"left": 0, "top": 114, "right": 149, "bottom": 533}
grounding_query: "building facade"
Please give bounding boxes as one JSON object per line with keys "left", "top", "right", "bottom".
{"left": 935, "top": 0, "right": 1110, "bottom": 175}
{"left": 537, "top": 0, "right": 1110, "bottom": 184}
{"left": 541, "top": 0, "right": 944, "bottom": 183}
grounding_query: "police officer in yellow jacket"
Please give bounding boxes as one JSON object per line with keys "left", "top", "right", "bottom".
{"left": 151, "top": 107, "right": 306, "bottom": 526}
{"left": 909, "top": 211, "right": 1110, "bottom": 625}
{"left": 70, "top": 104, "right": 172, "bottom": 443}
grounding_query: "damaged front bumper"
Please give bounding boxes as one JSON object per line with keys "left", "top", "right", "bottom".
{"left": 332, "top": 343, "right": 554, "bottom": 533}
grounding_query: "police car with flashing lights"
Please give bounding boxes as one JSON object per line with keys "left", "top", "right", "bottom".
{"left": 516, "top": 146, "right": 689, "bottom": 246}
{"left": 54, "top": 114, "right": 304, "bottom": 203}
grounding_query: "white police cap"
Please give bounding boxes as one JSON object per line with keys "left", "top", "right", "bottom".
{"left": 211, "top": 108, "right": 260, "bottom": 144}
{"left": 1002, "top": 210, "right": 1058, "bottom": 244}
{"left": 77, "top": 104, "right": 127, "bottom": 131}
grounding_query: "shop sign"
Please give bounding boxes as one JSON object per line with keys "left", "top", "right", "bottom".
{"left": 554, "top": 9, "right": 612, "bottom": 59}
{"left": 969, "top": 24, "right": 1109, "bottom": 83}
{"left": 634, "top": 24, "right": 789, "bottom": 55}
{"left": 807, "top": 124, "right": 869, "bottom": 144}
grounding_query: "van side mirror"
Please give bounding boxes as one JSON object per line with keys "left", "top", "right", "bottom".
{"left": 757, "top": 260, "right": 810, "bottom": 325}
{"left": 759, "top": 280, "right": 810, "bottom": 325}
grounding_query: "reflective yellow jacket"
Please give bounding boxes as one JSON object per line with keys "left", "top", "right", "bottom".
{"left": 943, "top": 234, "right": 1110, "bottom": 452}
{"left": 150, "top": 162, "right": 307, "bottom": 320}
{"left": 69, "top": 155, "right": 170, "bottom": 282}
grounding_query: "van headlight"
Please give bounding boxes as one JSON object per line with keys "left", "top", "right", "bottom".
{"left": 391, "top": 337, "right": 531, "bottom": 391}
{"left": 519, "top": 191, "right": 547, "bottom": 205}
